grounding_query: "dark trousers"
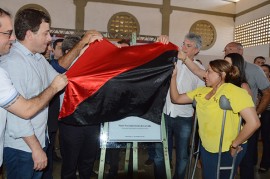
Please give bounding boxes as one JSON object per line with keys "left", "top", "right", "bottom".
{"left": 240, "top": 130, "right": 259, "bottom": 179}
{"left": 146, "top": 143, "right": 156, "bottom": 161}
{"left": 4, "top": 146, "right": 47, "bottom": 179}
{"left": 200, "top": 144, "right": 247, "bottom": 179}
{"left": 260, "top": 110, "right": 270, "bottom": 169}
{"left": 154, "top": 115, "right": 193, "bottom": 179}
{"left": 106, "top": 143, "right": 133, "bottom": 178}
{"left": 42, "top": 132, "right": 57, "bottom": 179}
{"left": 106, "top": 148, "right": 120, "bottom": 177}
{"left": 59, "top": 123, "right": 99, "bottom": 179}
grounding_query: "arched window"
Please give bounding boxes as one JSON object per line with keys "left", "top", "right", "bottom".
{"left": 108, "top": 12, "right": 140, "bottom": 35}
{"left": 190, "top": 20, "right": 217, "bottom": 50}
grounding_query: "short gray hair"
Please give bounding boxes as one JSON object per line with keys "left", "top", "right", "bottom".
{"left": 185, "top": 32, "right": 202, "bottom": 50}
{"left": 62, "top": 35, "right": 81, "bottom": 55}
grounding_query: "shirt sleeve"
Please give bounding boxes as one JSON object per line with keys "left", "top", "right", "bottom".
{"left": 186, "top": 87, "right": 203, "bottom": 101}
{"left": 0, "top": 68, "right": 19, "bottom": 108}
{"left": 50, "top": 59, "right": 67, "bottom": 74}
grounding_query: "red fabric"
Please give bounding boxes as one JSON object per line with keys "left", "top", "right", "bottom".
{"left": 59, "top": 39, "right": 178, "bottom": 119}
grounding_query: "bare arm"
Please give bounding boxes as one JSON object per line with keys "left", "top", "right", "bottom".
{"left": 178, "top": 49, "right": 205, "bottom": 80}
{"left": 230, "top": 107, "right": 260, "bottom": 156}
{"left": 78, "top": 44, "right": 89, "bottom": 57}
{"left": 241, "top": 83, "right": 252, "bottom": 96}
{"left": 58, "top": 30, "right": 103, "bottom": 69}
{"left": 23, "top": 135, "right": 47, "bottom": 170}
{"left": 6, "top": 74, "right": 67, "bottom": 119}
{"left": 156, "top": 35, "right": 205, "bottom": 80}
{"left": 170, "top": 65, "right": 193, "bottom": 104}
{"left": 256, "top": 87, "right": 270, "bottom": 115}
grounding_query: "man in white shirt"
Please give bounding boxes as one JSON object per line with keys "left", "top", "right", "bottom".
{"left": 154, "top": 33, "right": 205, "bottom": 179}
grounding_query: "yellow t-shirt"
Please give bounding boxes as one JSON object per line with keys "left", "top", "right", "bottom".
{"left": 186, "top": 83, "right": 254, "bottom": 153}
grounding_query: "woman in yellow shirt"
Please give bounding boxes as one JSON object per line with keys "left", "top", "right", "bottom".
{"left": 170, "top": 59, "right": 260, "bottom": 179}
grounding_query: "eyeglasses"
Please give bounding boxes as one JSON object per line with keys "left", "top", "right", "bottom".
{"left": 0, "top": 30, "right": 13, "bottom": 38}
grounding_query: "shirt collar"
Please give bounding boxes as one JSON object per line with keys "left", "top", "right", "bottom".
{"left": 13, "top": 41, "right": 43, "bottom": 61}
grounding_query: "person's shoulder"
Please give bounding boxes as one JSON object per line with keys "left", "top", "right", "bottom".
{"left": 220, "top": 84, "right": 244, "bottom": 102}
{"left": 245, "top": 61, "right": 266, "bottom": 78}
{"left": 223, "top": 83, "right": 241, "bottom": 91}
{"left": 194, "top": 86, "right": 208, "bottom": 93}
{"left": 245, "top": 61, "right": 261, "bottom": 71}
{"left": 224, "top": 83, "right": 250, "bottom": 96}
{"left": 224, "top": 83, "right": 239, "bottom": 88}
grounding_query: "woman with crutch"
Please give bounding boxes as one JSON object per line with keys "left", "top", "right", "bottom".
{"left": 170, "top": 59, "right": 260, "bottom": 179}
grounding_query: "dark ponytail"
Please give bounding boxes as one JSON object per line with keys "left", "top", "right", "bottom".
{"left": 224, "top": 53, "right": 247, "bottom": 87}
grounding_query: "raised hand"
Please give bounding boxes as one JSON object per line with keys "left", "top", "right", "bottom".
{"left": 156, "top": 35, "right": 169, "bottom": 45}
{"left": 83, "top": 30, "right": 103, "bottom": 44}
{"left": 177, "top": 47, "right": 187, "bottom": 62}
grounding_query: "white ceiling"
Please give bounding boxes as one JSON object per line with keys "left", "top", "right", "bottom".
{"left": 120, "top": 0, "right": 237, "bottom": 13}
{"left": 121, "top": 0, "right": 268, "bottom": 14}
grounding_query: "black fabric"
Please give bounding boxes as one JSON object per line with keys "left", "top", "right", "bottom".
{"left": 47, "top": 94, "right": 60, "bottom": 132}
{"left": 61, "top": 50, "right": 177, "bottom": 125}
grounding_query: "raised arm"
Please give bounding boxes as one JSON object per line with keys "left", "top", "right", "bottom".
{"left": 58, "top": 30, "right": 103, "bottom": 69}
{"left": 230, "top": 107, "right": 260, "bottom": 156}
{"left": 178, "top": 49, "right": 206, "bottom": 80}
{"left": 6, "top": 74, "right": 68, "bottom": 119}
{"left": 170, "top": 64, "right": 193, "bottom": 104}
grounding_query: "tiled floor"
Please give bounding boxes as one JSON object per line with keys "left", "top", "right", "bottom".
{"left": 51, "top": 141, "right": 270, "bottom": 179}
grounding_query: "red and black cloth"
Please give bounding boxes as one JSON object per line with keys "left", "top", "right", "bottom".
{"left": 59, "top": 39, "right": 178, "bottom": 125}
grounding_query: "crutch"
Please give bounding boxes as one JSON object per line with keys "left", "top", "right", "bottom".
{"left": 187, "top": 101, "right": 201, "bottom": 179}
{"left": 217, "top": 95, "right": 243, "bottom": 179}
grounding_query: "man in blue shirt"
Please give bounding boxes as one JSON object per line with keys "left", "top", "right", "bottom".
{"left": 50, "top": 38, "right": 64, "bottom": 73}
{"left": 43, "top": 31, "right": 102, "bottom": 179}
{"left": 0, "top": 8, "right": 68, "bottom": 179}
{"left": 55, "top": 34, "right": 103, "bottom": 179}
{"left": 0, "top": 9, "right": 67, "bottom": 174}
{"left": 42, "top": 38, "right": 64, "bottom": 179}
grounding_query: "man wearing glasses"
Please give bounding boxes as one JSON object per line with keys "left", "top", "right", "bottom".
{"left": 0, "top": 8, "right": 67, "bottom": 170}
{"left": 0, "top": 29, "right": 12, "bottom": 37}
